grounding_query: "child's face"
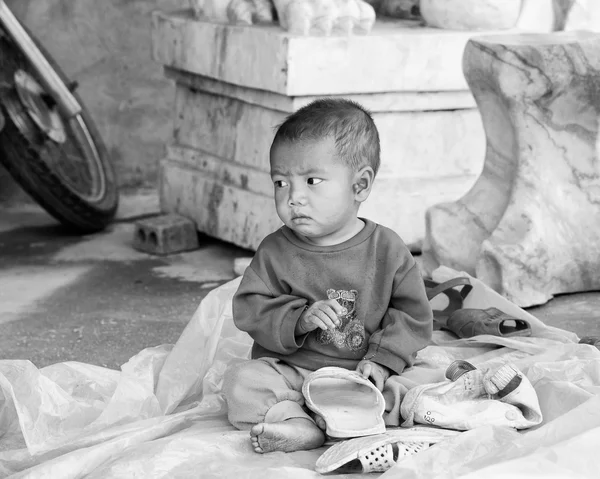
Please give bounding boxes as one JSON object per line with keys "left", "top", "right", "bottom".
{"left": 270, "top": 136, "right": 362, "bottom": 246}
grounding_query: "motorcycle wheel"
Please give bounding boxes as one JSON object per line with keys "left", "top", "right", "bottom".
{"left": 0, "top": 27, "right": 118, "bottom": 233}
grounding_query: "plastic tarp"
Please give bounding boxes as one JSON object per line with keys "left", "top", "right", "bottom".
{"left": 1, "top": 267, "right": 600, "bottom": 478}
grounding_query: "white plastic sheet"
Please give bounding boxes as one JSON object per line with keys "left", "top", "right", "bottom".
{"left": 0, "top": 271, "right": 599, "bottom": 478}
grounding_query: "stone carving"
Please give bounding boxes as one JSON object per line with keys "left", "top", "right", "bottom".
{"left": 420, "top": 0, "right": 521, "bottom": 30}
{"left": 272, "top": 0, "right": 376, "bottom": 35}
{"left": 517, "top": 0, "right": 567, "bottom": 32}
{"left": 562, "top": 0, "right": 600, "bottom": 31}
{"left": 422, "top": 31, "right": 600, "bottom": 308}
{"left": 367, "top": 0, "right": 421, "bottom": 20}
{"left": 189, "top": 0, "right": 600, "bottom": 34}
{"left": 518, "top": 0, "right": 600, "bottom": 32}
{"left": 190, "top": 0, "right": 376, "bottom": 34}
{"left": 189, "top": 0, "right": 274, "bottom": 25}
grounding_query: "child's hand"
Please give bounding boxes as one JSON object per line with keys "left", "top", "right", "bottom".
{"left": 356, "top": 360, "right": 390, "bottom": 391}
{"left": 296, "top": 300, "right": 347, "bottom": 334}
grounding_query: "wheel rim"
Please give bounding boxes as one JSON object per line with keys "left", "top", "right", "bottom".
{"left": 0, "top": 36, "right": 107, "bottom": 203}
{"left": 14, "top": 69, "right": 66, "bottom": 144}
{"left": 43, "top": 113, "right": 107, "bottom": 202}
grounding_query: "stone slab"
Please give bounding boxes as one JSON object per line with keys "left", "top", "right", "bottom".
{"left": 152, "top": 9, "right": 502, "bottom": 96}
{"left": 165, "top": 69, "right": 478, "bottom": 112}
{"left": 171, "top": 86, "right": 484, "bottom": 181}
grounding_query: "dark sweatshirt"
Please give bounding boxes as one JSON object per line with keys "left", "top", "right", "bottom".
{"left": 232, "top": 219, "right": 433, "bottom": 375}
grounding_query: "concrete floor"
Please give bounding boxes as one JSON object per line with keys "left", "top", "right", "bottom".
{"left": 1, "top": 199, "right": 599, "bottom": 371}
{"left": 0, "top": 197, "right": 252, "bottom": 369}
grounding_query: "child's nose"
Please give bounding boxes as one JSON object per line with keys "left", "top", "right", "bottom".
{"left": 288, "top": 184, "right": 307, "bottom": 206}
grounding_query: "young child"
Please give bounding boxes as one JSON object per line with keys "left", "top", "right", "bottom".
{"left": 222, "top": 98, "right": 433, "bottom": 454}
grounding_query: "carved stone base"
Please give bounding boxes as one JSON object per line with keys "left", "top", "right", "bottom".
{"left": 423, "top": 31, "right": 600, "bottom": 307}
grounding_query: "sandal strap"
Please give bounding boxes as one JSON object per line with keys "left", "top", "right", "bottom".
{"left": 485, "top": 364, "right": 522, "bottom": 397}
{"left": 425, "top": 277, "right": 473, "bottom": 301}
{"left": 397, "top": 441, "right": 431, "bottom": 458}
{"left": 446, "top": 308, "right": 531, "bottom": 339}
{"left": 445, "top": 360, "right": 477, "bottom": 381}
{"left": 359, "top": 443, "right": 395, "bottom": 473}
{"left": 358, "top": 441, "right": 432, "bottom": 473}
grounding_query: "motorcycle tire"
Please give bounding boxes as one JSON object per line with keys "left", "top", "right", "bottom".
{"left": 0, "top": 26, "right": 118, "bottom": 233}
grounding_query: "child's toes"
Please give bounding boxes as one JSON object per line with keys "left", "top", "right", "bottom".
{"left": 314, "top": 414, "right": 327, "bottom": 431}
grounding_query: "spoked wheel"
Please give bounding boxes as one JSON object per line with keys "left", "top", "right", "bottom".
{"left": 0, "top": 28, "right": 118, "bottom": 233}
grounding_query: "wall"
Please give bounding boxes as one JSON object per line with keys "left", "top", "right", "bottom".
{"left": 1, "top": 0, "right": 187, "bottom": 201}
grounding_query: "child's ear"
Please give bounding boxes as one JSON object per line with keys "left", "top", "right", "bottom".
{"left": 353, "top": 166, "right": 375, "bottom": 203}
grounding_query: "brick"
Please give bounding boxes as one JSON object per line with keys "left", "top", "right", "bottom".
{"left": 132, "top": 214, "right": 199, "bottom": 255}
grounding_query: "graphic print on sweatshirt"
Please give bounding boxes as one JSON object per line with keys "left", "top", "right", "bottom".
{"left": 316, "top": 289, "right": 366, "bottom": 351}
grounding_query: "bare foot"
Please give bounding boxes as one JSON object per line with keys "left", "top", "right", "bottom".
{"left": 250, "top": 418, "right": 325, "bottom": 453}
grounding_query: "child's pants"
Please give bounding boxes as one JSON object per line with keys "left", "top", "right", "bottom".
{"left": 223, "top": 358, "right": 404, "bottom": 430}
{"left": 223, "top": 358, "right": 542, "bottom": 433}
{"left": 223, "top": 357, "right": 316, "bottom": 430}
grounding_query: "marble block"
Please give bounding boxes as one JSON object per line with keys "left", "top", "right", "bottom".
{"left": 422, "top": 31, "right": 600, "bottom": 307}
{"left": 152, "top": 11, "right": 490, "bottom": 251}
{"left": 152, "top": 10, "right": 503, "bottom": 95}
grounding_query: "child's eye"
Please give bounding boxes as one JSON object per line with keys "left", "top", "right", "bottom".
{"left": 274, "top": 180, "right": 288, "bottom": 188}
{"left": 307, "top": 178, "right": 322, "bottom": 185}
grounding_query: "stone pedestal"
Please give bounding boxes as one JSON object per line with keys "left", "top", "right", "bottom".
{"left": 151, "top": 10, "right": 489, "bottom": 251}
{"left": 423, "top": 31, "right": 600, "bottom": 307}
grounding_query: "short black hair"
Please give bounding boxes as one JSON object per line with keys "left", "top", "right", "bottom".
{"left": 272, "top": 98, "right": 381, "bottom": 175}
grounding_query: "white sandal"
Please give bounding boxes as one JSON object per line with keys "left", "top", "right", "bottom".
{"left": 302, "top": 366, "right": 386, "bottom": 439}
{"left": 315, "top": 427, "right": 461, "bottom": 474}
